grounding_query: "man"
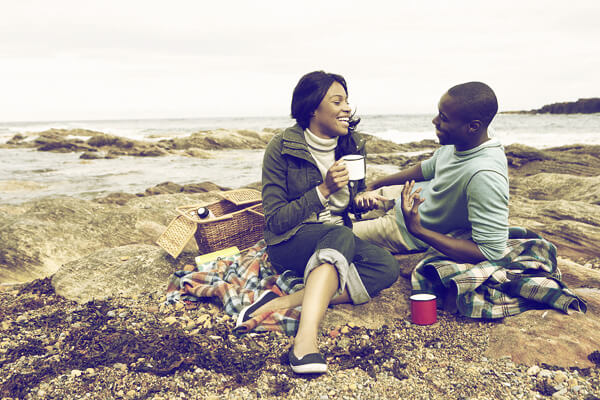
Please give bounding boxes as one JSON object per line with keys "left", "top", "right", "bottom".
{"left": 353, "top": 81, "right": 509, "bottom": 263}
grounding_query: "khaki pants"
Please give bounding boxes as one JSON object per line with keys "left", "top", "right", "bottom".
{"left": 352, "top": 185, "right": 415, "bottom": 254}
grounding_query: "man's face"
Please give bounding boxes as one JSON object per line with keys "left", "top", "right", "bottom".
{"left": 432, "top": 92, "right": 471, "bottom": 150}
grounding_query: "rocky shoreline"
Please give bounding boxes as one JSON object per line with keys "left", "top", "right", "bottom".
{"left": 1, "top": 129, "right": 599, "bottom": 399}
{"left": 0, "top": 127, "right": 427, "bottom": 160}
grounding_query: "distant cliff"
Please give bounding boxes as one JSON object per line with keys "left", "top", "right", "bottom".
{"left": 536, "top": 98, "right": 600, "bottom": 114}
{"left": 506, "top": 98, "right": 600, "bottom": 114}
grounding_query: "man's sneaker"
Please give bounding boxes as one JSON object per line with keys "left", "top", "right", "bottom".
{"left": 235, "top": 290, "right": 279, "bottom": 328}
{"left": 288, "top": 347, "right": 327, "bottom": 374}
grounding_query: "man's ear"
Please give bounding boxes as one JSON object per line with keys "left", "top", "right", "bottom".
{"left": 468, "top": 120, "right": 482, "bottom": 133}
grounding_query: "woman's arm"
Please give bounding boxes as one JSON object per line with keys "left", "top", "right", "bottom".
{"left": 261, "top": 138, "right": 324, "bottom": 235}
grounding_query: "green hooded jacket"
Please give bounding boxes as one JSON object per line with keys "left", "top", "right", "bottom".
{"left": 261, "top": 123, "right": 367, "bottom": 245}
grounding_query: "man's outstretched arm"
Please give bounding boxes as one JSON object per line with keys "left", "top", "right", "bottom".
{"left": 366, "top": 163, "right": 424, "bottom": 191}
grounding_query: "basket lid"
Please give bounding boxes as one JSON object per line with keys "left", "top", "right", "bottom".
{"left": 156, "top": 215, "right": 197, "bottom": 258}
{"left": 221, "top": 188, "right": 262, "bottom": 206}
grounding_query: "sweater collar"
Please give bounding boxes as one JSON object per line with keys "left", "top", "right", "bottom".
{"left": 304, "top": 128, "right": 338, "bottom": 152}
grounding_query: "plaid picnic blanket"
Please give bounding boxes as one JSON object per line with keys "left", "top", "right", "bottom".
{"left": 411, "top": 227, "right": 587, "bottom": 319}
{"left": 165, "top": 240, "right": 304, "bottom": 336}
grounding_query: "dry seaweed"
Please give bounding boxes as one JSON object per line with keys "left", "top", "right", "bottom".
{"left": 2, "top": 278, "right": 598, "bottom": 399}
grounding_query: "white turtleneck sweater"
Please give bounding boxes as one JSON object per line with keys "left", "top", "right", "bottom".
{"left": 304, "top": 128, "right": 350, "bottom": 225}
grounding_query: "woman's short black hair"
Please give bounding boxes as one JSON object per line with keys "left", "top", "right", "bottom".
{"left": 291, "top": 70, "right": 360, "bottom": 131}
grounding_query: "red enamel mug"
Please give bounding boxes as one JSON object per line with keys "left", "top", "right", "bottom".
{"left": 410, "top": 293, "right": 437, "bottom": 325}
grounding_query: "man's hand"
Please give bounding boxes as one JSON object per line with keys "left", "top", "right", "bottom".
{"left": 400, "top": 180, "right": 487, "bottom": 264}
{"left": 401, "top": 180, "right": 425, "bottom": 233}
{"left": 318, "top": 159, "right": 349, "bottom": 198}
{"left": 354, "top": 191, "right": 390, "bottom": 211}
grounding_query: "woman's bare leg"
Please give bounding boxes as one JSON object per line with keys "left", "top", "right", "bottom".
{"left": 249, "top": 279, "right": 351, "bottom": 315}
{"left": 292, "top": 262, "right": 339, "bottom": 358}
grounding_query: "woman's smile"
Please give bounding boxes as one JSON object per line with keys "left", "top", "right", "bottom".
{"left": 309, "top": 81, "right": 352, "bottom": 139}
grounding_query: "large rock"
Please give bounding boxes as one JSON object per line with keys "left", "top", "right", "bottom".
{"left": 509, "top": 172, "right": 600, "bottom": 258}
{"left": 485, "top": 290, "right": 600, "bottom": 367}
{"left": 506, "top": 144, "right": 600, "bottom": 177}
{"left": 0, "top": 192, "right": 223, "bottom": 283}
{"left": 34, "top": 134, "right": 96, "bottom": 153}
{"left": 484, "top": 258, "right": 600, "bottom": 368}
{"left": 156, "top": 129, "right": 274, "bottom": 151}
{"left": 51, "top": 244, "right": 180, "bottom": 303}
{"left": 510, "top": 173, "right": 600, "bottom": 203}
{"left": 142, "top": 181, "right": 229, "bottom": 196}
{"left": 364, "top": 137, "right": 439, "bottom": 154}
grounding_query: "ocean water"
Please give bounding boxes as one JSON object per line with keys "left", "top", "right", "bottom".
{"left": 0, "top": 113, "right": 598, "bottom": 205}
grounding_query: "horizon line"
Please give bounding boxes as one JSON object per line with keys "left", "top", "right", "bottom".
{"left": 1, "top": 109, "right": 543, "bottom": 125}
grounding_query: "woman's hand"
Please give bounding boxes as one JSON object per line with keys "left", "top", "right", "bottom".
{"left": 401, "top": 180, "right": 425, "bottom": 233}
{"left": 318, "top": 159, "right": 349, "bottom": 198}
{"left": 354, "top": 191, "right": 390, "bottom": 211}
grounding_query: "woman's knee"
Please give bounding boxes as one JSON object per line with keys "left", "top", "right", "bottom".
{"left": 308, "top": 262, "right": 337, "bottom": 277}
{"left": 317, "top": 225, "right": 355, "bottom": 254}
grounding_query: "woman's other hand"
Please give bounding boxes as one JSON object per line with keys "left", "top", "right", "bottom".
{"left": 318, "top": 159, "right": 348, "bottom": 198}
{"left": 354, "top": 191, "right": 390, "bottom": 211}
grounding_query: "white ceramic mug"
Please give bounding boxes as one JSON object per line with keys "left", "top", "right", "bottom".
{"left": 341, "top": 154, "right": 365, "bottom": 181}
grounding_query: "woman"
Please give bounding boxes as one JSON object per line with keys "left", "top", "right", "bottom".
{"left": 236, "top": 71, "right": 400, "bottom": 374}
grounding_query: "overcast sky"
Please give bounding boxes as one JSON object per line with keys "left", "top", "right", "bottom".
{"left": 2, "top": 0, "right": 599, "bottom": 122}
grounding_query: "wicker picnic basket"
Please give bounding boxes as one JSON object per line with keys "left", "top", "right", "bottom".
{"left": 156, "top": 188, "right": 265, "bottom": 258}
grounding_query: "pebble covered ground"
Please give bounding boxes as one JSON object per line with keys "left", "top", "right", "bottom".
{"left": 1, "top": 278, "right": 599, "bottom": 400}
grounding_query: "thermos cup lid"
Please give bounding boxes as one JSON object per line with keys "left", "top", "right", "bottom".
{"left": 197, "top": 207, "right": 210, "bottom": 218}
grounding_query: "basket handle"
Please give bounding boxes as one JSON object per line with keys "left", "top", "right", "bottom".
{"left": 175, "top": 190, "right": 260, "bottom": 223}
{"left": 174, "top": 191, "right": 230, "bottom": 222}
{"left": 245, "top": 207, "right": 264, "bottom": 217}
{"left": 175, "top": 202, "right": 234, "bottom": 223}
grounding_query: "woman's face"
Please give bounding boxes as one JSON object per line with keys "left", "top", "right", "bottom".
{"left": 308, "top": 81, "right": 352, "bottom": 139}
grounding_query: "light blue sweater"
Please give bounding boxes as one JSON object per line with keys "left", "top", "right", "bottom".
{"left": 394, "top": 139, "right": 509, "bottom": 260}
